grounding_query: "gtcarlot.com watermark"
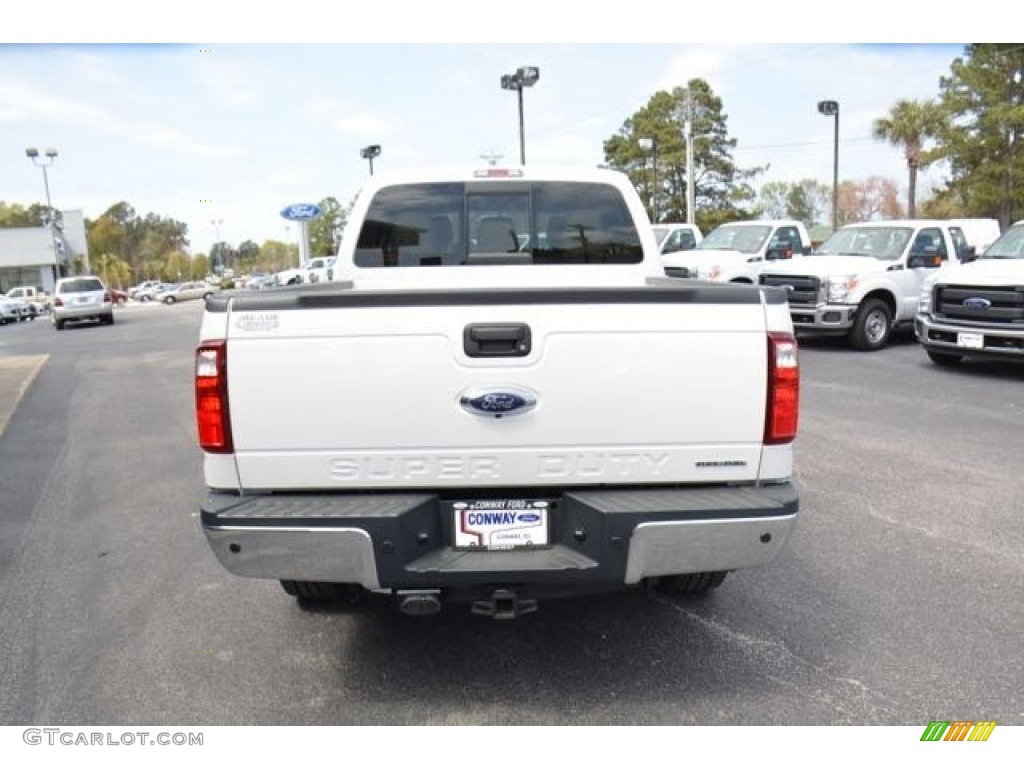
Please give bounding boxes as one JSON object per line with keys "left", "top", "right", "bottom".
{"left": 23, "top": 729, "right": 203, "bottom": 747}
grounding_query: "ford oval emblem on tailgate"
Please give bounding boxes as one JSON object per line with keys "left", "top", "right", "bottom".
{"left": 460, "top": 387, "right": 537, "bottom": 418}
{"left": 963, "top": 297, "right": 992, "bottom": 310}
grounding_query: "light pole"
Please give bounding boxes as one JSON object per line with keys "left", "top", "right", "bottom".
{"left": 25, "top": 147, "right": 62, "bottom": 287}
{"left": 360, "top": 144, "right": 381, "bottom": 175}
{"left": 684, "top": 117, "right": 696, "bottom": 226}
{"left": 638, "top": 137, "right": 658, "bottom": 222}
{"left": 500, "top": 66, "right": 540, "bottom": 165}
{"left": 211, "top": 218, "right": 224, "bottom": 276}
{"left": 818, "top": 100, "right": 840, "bottom": 231}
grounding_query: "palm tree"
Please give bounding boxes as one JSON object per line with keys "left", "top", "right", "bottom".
{"left": 873, "top": 99, "right": 944, "bottom": 218}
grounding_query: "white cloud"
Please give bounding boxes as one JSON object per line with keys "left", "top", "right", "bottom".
{"left": 332, "top": 113, "right": 392, "bottom": 137}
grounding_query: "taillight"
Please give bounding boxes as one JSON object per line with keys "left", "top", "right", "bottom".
{"left": 103, "top": 292, "right": 112, "bottom": 303}
{"left": 196, "top": 340, "right": 233, "bottom": 453}
{"left": 53, "top": 297, "right": 63, "bottom": 307}
{"left": 765, "top": 332, "right": 799, "bottom": 444}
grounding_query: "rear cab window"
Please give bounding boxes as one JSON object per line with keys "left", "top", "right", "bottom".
{"left": 354, "top": 181, "right": 643, "bottom": 268}
{"left": 946, "top": 226, "right": 972, "bottom": 261}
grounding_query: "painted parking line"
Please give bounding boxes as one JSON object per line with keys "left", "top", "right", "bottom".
{"left": 0, "top": 355, "right": 48, "bottom": 438}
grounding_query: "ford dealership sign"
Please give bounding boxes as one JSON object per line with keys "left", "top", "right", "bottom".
{"left": 280, "top": 203, "right": 322, "bottom": 222}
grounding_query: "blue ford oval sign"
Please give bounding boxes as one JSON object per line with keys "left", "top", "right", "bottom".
{"left": 280, "top": 203, "right": 322, "bottom": 222}
{"left": 459, "top": 387, "right": 537, "bottom": 419}
{"left": 963, "top": 297, "right": 992, "bottom": 310}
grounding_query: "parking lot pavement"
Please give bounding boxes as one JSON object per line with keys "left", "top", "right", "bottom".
{"left": 0, "top": 354, "right": 48, "bottom": 437}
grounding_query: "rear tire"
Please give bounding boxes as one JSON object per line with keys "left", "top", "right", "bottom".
{"left": 164, "top": 296, "right": 176, "bottom": 304}
{"left": 656, "top": 571, "right": 728, "bottom": 595}
{"left": 927, "top": 350, "right": 964, "bottom": 366}
{"left": 280, "top": 580, "right": 365, "bottom": 610}
{"left": 54, "top": 319, "right": 65, "bottom": 330}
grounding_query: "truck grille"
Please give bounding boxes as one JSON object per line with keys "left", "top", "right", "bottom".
{"left": 935, "top": 284, "right": 1024, "bottom": 326}
{"left": 759, "top": 274, "right": 820, "bottom": 307}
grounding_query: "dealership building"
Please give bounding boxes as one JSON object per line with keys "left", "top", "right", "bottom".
{"left": 0, "top": 210, "right": 90, "bottom": 294}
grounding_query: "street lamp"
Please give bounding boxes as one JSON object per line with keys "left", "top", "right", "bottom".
{"left": 211, "top": 218, "right": 224, "bottom": 276}
{"left": 360, "top": 144, "right": 381, "bottom": 175}
{"left": 500, "top": 66, "right": 540, "bottom": 165}
{"left": 818, "top": 100, "right": 840, "bottom": 231}
{"left": 25, "top": 147, "right": 62, "bottom": 287}
{"left": 638, "top": 137, "right": 658, "bottom": 222}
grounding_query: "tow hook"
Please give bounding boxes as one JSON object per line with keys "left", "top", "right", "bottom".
{"left": 471, "top": 589, "right": 537, "bottom": 620}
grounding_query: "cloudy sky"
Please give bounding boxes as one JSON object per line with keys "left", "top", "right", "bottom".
{"left": 0, "top": 4, "right": 981, "bottom": 255}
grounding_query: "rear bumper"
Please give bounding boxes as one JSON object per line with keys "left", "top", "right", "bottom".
{"left": 54, "top": 305, "right": 112, "bottom": 321}
{"left": 201, "top": 483, "right": 798, "bottom": 592}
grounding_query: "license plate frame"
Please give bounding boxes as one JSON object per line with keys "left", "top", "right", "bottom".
{"left": 452, "top": 499, "right": 550, "bottom": 551}
{"left": 956, "top": 332, "right": 984, "bottom": 349}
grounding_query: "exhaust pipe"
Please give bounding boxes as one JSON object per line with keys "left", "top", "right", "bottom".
{"left": 398, "top": 591, "right": 442, "bottom": 616}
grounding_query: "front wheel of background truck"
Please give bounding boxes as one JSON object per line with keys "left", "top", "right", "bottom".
{"left": 927, "top": 350, "right": 964, "bottom": 367}
{"left": 849, "top": 298, "right": 893, "bottom": 351}
{"left": 280, "top": 580, "right": 365, "bottom": 611}
{"left": 656, "top": 571, "right": 728, "bottom": 595}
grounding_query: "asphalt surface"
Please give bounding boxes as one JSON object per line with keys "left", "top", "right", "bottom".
{"left": 0, "top": 304, "right": 1021, "bottom": 726}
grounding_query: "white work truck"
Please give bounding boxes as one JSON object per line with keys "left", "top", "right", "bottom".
{"left": 759, "top": 220, "right": 961, "bottom": 351}
{"left": 4, "top": 285, "right": 49, "bottom": 318}
{"left": 304, "top": 256, "right": 336, "bottom": 283}
{"left": 663, "top": 219, "right": 812, "bottom": 283}
{"left": 195, "top": 166, "right": 800, "bottom": 618}
{"left": 916, "top": 220, "right": 1024, "bottom": 366}
{"left": 652, "top": 222, "right": 703, "bottom": 254}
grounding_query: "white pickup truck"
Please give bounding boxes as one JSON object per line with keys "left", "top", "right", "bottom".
{"left": 195, "top": 166, "right": 800, "bottom": 618}
{"left": 759, "top": 220, "right": 960, "bottom": 351}
{"left": 652, "top": 222, "right": 703, "bottom": 254}
{"left": 663, "top": 219, "right": 812, "bottom": 283}
{"left": 4, "top": 285, "right": 49, "bottom": 318}
{"left": 304, "top": 256, "right": 336, "bottom": 283}
{"left": 916, "top": 220, "right": 1024, "bottom": 366}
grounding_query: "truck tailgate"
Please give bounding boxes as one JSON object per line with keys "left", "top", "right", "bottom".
{"left": 223, "top": 294, "right": 769, "bottom": 489}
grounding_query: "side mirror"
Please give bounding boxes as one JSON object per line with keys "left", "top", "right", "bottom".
{"left": 961, "top": 246, "right": 978, "bottom": 263}
{"left": 908, "top": 250, "right": 942, "bottom": 269}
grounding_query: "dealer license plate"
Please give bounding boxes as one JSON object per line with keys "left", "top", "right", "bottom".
{"left": 452, "top": 499, "right": 549, "bottom": 550}
{"left": 957, "top": 332, "right": 984, "bottom": 349}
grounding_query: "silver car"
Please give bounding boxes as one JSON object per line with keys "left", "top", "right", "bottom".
{"left": 52, "top": 276, "right": 114, "bottom": 330}
{"left": 154, "top": 281, "right": 218, "bottom": 304}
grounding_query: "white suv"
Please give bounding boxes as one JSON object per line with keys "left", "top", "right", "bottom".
{"left": 52, "top": 276, "right": 115, "bottom": 330}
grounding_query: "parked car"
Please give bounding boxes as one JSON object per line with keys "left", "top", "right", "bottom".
{"left": 664, "top": 220, "right": 812, "bottom": 283}
{"left": 5, "top": 286, "right": 50, "bottom": 316}
{"left": 653, "top": 223, "right": 703, "bottom": 254}
{"left": 129, "top": 280, "right": 163, "bottom": 300}
{"left": 109, "top": 288, "right": 128, "bottom": 306}
{"left": 51, "top": 275, "right": 114, "bottom": 330}
{"left": 135, "top": 283, "right": 174, "bottom": 302}
{"left": 916, "top": 219, "right": 1024, "bottom": 366}
{"left": 154, "top": 281, "right": 219, "bottom": 304}
{"left": 0, "top": 295, "right": 22, "bottom": 324}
